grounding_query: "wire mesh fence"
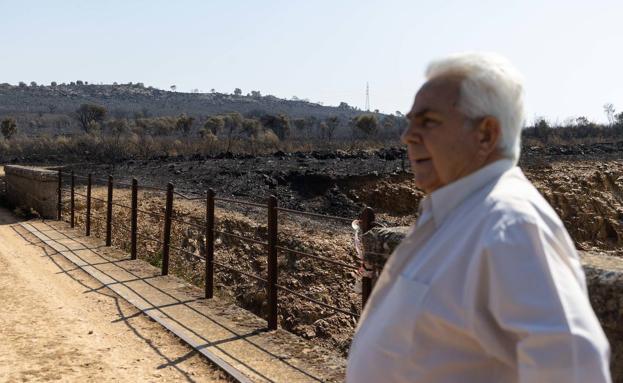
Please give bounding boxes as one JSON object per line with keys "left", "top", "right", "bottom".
{"left": 58, "top": 169, "right": 378, "bottom": 330}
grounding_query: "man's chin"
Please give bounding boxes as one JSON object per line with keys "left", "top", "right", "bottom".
{"left": 414, "top": 177, "right": 440, "bottom": 194}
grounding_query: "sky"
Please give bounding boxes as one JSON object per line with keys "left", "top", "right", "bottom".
{"left": 1, "top": 0, "right": 622, "bottom": 124}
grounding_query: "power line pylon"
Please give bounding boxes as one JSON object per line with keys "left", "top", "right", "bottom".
{"left": 365, "top": 82, "right": 370, "bottom": 111}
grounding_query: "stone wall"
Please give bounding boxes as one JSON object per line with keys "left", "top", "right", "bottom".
{"left": 4, "top": 165, "right": 57, "bottom": 218}
{"left": 363, "top": 227, "right": 623, "bottom": 382}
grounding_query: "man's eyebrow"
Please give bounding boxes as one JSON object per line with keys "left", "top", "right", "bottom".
{"left": 406, "top": 108, "right": 432, "bottom": 120}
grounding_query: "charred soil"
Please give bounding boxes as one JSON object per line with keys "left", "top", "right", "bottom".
{"left": 58, "top": 142, "right": 623, "bottom": 355}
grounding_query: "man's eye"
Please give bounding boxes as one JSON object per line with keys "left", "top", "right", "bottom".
{"left": 422, "top": 118, "right": 438, "bottom": 127}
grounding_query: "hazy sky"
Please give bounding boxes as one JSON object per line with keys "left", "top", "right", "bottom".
{"left": 1, "top": 0, "right": 622, "bottom": 124}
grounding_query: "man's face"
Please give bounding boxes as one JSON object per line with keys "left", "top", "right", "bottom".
{"left": 401, "top": 77, "right": 483, "bottom": 193}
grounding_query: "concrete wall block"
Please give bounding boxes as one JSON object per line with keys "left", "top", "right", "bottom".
{"left": 4, "top": 165, "right": 57, "bottom": 218}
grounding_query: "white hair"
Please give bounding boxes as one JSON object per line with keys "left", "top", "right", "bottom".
{"left": 425, "top": 52, "right": 525, "bottom": 164}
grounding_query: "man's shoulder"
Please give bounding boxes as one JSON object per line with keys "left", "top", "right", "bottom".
{"left": 480, "top": 167, "right": 562, "bottom": 231}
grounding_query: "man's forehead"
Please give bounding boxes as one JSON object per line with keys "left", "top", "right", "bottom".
{"left": 410, "top": 76, "right": 462, "bottom": 115}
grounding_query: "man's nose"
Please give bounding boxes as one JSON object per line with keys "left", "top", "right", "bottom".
{"left": 401, "top": 125, "right": 421, "bottom": 145}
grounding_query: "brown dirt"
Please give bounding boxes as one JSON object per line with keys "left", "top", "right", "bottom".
{"left": 360, "top": 159, "right": 623, "bottom": 253}
{"left": 0, "top": 209, "right": 230, "bottom": 382}
{"left": 62, "top": 185, "right": 362, "bottom": 356}
{"left": 526, "top": 160, "right": 623, "bottom": 253}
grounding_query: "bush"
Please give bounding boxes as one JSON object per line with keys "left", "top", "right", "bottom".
{"left": 260, "top": 113, "right": 290, "bottom": 140}
{"left": 175, "top": 114, "right": 194, "bottom": 136}
{"left": 135, "top": 116, "right": 177, "bottom": 136}
{"left": 1, "top": 118, "right": 17, "bottom": 139}
{"left": 75, "top": 103, "right": 107, "bottom": 133}
{"left": 352, "top": 114, "right": 379, "bottom": 138}
{"left": 202, "top": 116, "right": 225, "bottom": 136}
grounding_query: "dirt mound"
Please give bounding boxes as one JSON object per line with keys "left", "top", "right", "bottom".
{"left": 527, "top": 161, "right": 623, "bottom": 252}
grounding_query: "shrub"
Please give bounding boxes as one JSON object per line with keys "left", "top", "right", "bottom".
{"left": 260, "top": 113, "right": 290, "bottom": 140}
{"left": 175, "top": 114, "right": 194, "bottom": 136}
{"left": 203, "top": 116, "right": 225, "bottom": 136}
{"left": 352, "top": 114, "right": 379, "bottom": 138}
{"left": 75, "top": 103, "right": 107, "bottom": 133}
{"left": 1, "top": 118, "right": 17, "bottom": 139}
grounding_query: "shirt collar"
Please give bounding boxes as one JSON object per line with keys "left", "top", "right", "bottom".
{"left": 418, "top": 159, "right": 515, "bottom": 228}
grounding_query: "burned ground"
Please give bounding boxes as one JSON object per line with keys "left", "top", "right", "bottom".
{"left": 54, "top": 142, "right": 623, "bottom": 355}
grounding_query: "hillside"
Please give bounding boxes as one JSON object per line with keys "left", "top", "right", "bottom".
{"left": 0, "top": 82, "right": 369, "bottom": 134}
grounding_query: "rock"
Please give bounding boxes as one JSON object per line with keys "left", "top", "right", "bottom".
{"left": 262, "top": 174, "right": 277, "bottom": 188}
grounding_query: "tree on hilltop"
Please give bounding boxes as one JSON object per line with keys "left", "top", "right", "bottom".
{"left": 324, "top": 116, "right": 340, "bottom": 140}
{"left": 575, "top": 116, "right": 595, "bottom": 128}
{"left": 338, "top": 101, "right": 351, "bottom": 110}
{"left": 533, "top": 118, "right": 551, "bottom": 141}
{"left": 604, "top": 103, "right": 616, "bottom": 127}
{"left": 352, "top": 114, "right": 379, "bottom": 138}
{"left": 234, "top": 88, "right": 242, "bottom": 96}
{"left": 74, "top": 103, "right": 107, "bottom": 133}
{"left": 1, "top": 118, "right": 17, "bottom": 139}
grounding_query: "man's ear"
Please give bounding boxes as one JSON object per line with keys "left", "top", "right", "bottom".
{"left": 477, "top": 116, "right": 501, "bottom": 155}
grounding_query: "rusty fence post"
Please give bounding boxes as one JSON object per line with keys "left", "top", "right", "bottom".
{"left": 70, "top": 171, "right": 75, "bottom": 228}
{"left": 57, "top": 169, "right": 62, "bottom": 221}
{"left": 205, "top": 189, "right": 215, "bottom": 299}
{"left": 86, "top": 174, "right": 92, "bottom": 236}
{"left": 359, "top": 206, "right": 375, "bottom": 310}
{"left": 161, "top": 182, "right": 174, "bottom": 276}
{"left": 106, "top": 175, "right": 113, "bottom": 246}
{"left": 131, "top": 178, "right": 138, "bottom": 260}
{"left": 267, "top": 195, "right": 279, "bottom": 330}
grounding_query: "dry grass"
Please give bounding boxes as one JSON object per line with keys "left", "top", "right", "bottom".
{"left": 0, "top": 133, "right": 401, "bottom": 164}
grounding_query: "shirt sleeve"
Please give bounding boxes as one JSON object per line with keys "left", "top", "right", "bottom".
{"left": 472, "top": 218, "right": 611, "bottom": 383}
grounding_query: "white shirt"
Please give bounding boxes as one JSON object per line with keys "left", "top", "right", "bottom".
{"left": 346, "top": 160, "right": 611, "bottom": 383}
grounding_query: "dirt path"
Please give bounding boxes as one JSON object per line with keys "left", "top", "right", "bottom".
{"left": 0, "top": 209, "right": 230, "bottom": 382}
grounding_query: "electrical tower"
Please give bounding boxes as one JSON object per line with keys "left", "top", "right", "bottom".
{"left": 365, "top": 82, "right": 370, "bottom": 111}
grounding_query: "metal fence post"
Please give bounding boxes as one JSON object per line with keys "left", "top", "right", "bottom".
{"left": 267, "top": 195, "right": 279, "bottom": 330}
{"left": 70, "top": 171, "right": 75, "bottom": 228}
{"left": 205, "top": 189, "right": 215, "bottom": 299}
{"left": 86, "top": 174, "right": 92, "bottom": 236}
{"left": 106, "top": 175, "right": 113, "bottom": 246}
{"left": 359, "top": 206, "right": 375, "bottom": 310}
{"left": 131, "top": 178, "right": 138, "bottom": 260}
{"left": 57, "top": 169, "right": 62, "bottom": 221}
{"left": 161, "top": 182, "right": 174, "bottom": 276}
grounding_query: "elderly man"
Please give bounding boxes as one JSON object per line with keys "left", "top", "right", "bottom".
{"left": 346, "top": 53, "right": 611, "bottom": 382}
